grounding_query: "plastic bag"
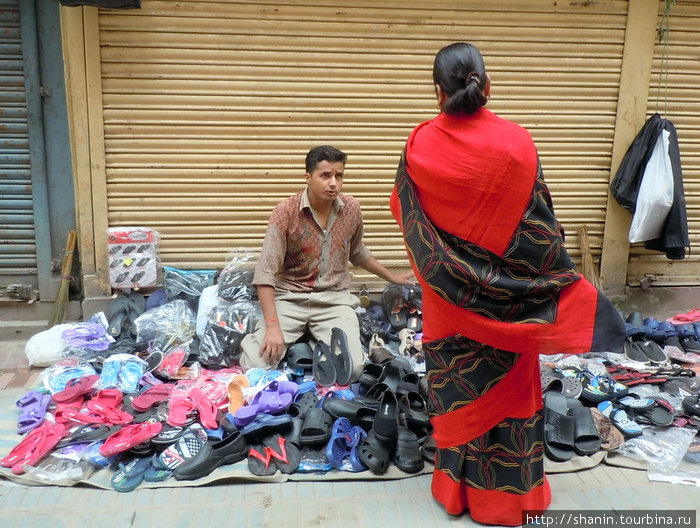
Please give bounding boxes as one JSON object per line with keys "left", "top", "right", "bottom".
{"left": 196, "top": 285, "right": 233, "bottom": 339}
{"left": 616, "top": 426, "right": 695, "bottom": 473}
{"left": 218, "top": 253, "right": 257, "bottom": 302}
{"left": 199, "top": 300, "right": 261, "bottom": 367}
{"left": 107, "top": 227, "right": 160, "bottom": 289}
{"left": 41, "top": 359, "right": 97, "bottom": 394}
{"left": 25, "top": 324, "right": 74, "bottom": 367}
{"left": 629, "top": 129, "right": 674, "bottom": 243}
{"left": 154, "top": 339, "right": 193, "bottom": 379}
{"left": 164, "top": 266, "right": 217, "bottom": 309}
{"left": 22, "top": 444, "right": 96, "bottom": 485}
{"left": 134, "top": 299, "right": 196, "bottom": 346}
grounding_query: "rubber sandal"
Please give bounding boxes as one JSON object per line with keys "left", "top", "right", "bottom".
{"left": 167, "top": 393, "right": 196, "bottom": 427}
{"left": 597, "top": 400, "right": 643, "bottom": 438}
{"left": 543, "top": 391, "right": 575, "bottom": 461}
{"left": 393, "top": 426, "right": 424, "bottom": 473}
{"left": 16, "top": 392, "right": 51, "bottom": 434}
{"left": 299, "top": 407, "right": 334, "bottom": 445}
{"left": 372, "top": 389, "right": 398, "bottom": 443}
{"left": 347, "top": 425, "right": 368, "bottom": 471}
{"left": 131, "top": 383, "right": 175, "bottom": 412}
{"left": 100, "top": 421, "right": 163, "bottom": 457}
{"left": 264, "top": 433, "right": 301, "bottom": 474}
{"left": 111, "top": 456, "right": 151, "bottom": 492}
{"left": 325, "top": 417, "right": 352, "bottom": 468}
{"left": 189, "top": 387, "right": 219, "bottom": 430}
{"left": 566, "top": 398, "right": 601, "bottom": 456}
{"left": 227, "top": 374, "right": 249, "bottom": 414}
{"left": 637, "top": 398, "right": 675, "bottom": 426}
{"left": 52, "top": 375, "right": 100, "bottom": 404}
{"left": 247, "top": 444, "right": 276, "bottom": 476}
{"left": 359, "top": 363, "right": 385, "bottom": 389}
{"left": 143, "top": 454, "right": 173, "bottom": 482}
{"left": 329, "top": 327, "right": 354, "bottom": 386}
{"left": 358, "top": 429, "right": 392, "bottom": 474}
{"left": 240, "top": 413, "right": 293, "bottom": 440}
{"left": 288, "top": 390, "right": 318, "bottom": 419}
{"left": 285, "top": 341, "right": 314, "bottom": 370}
{"left": 312, "top": 340, "right": 337, "bottom": 387}
{"left": 682, "top": 394, "right": 700, "bottom": 417}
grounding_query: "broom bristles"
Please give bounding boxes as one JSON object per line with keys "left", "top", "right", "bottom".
{"left": 48, "top": 230, "right": 77, "bottom": 327}
{"left": 576, "top": 225, "right": 601, "bottom": 289}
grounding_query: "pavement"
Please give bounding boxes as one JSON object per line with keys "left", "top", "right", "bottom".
{"left": 1, "top": 287, "right": 700, "bottom": 527}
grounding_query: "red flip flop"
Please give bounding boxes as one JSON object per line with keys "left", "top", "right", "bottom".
{"left": 1, "top": 422, "right": 66, "bottom": 475}
{"left": 52, "top": 375, "right": 100, "bottom": 404}
{"left": 131, "top": 383, "right": 175, "bottom": 412}
{"left": 189, "top": 387, "right": 219, "bottom": 430}
{"left": 99, "top": 421, "right": 163, "bottom": 457}
{"left": 167, "top": 394, "right": 196, "bottom": 427}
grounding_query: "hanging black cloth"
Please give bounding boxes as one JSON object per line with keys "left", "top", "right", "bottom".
{"left": 58, "top": 0, "right": 141, "bottom": 8}
{"left": 610, "top": 113, "right": 689, "bottom": 260}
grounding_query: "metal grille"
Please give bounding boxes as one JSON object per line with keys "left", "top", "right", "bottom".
{"left": 98, "top": 0, "right": 628, "bottom": 287}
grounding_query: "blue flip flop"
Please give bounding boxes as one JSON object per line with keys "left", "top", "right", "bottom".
{"left": 111, "top": 456, "right": 152, "bottom": 492}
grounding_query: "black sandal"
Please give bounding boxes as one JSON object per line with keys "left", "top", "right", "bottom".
{"left": 358, "top": 429, "right": 393, "bottom": 474}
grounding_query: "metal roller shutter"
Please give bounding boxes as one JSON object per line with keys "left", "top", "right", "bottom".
{"left": 97, "top": 0, "right": 628, "bottom": 288}
{"left": 0, "top": 0, "right": 37, "bottom": 283}
{"left": 628, "top": 0, "right": 700, "bottom": 285}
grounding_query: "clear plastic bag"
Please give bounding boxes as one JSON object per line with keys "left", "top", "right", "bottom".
{"left": 164, "top": 266, "right": 217, "bottom": 309}
{"left": 42, "top": 359, "right": 97, "bottom": 394}
{"left": 217, "top": 252, "right": 257, "bottom": 302}
{"left": 134, "top": 299, "right": 196, "bottom": 345}
{"left": 25, "top": 324, "right": 74, "bottom": 367}
{"left": 22, "top": 444, "right": 96, "bottom": 485}
{"left": 616, "top": 426, "right": 695, "bottom": 473}
{"left": 199, "top": 300, "right": 261, "bottom": 367}
{"left": 196, "top": 285, "right": 233, "bottom": 339}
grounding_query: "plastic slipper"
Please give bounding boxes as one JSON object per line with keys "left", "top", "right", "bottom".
{"left": 247, "top": 444, "right": 276, "bottom": 476}
{"left": 111, "top": 456, "right": 151, "bottom": 492}
{"left": 118, "top": 360, "right": 145, "bottom": 394}
{"left": 359, "top": 363, "right": 385, "bottom": 389}
{"left": 312, "top": 340, "right": 336, "bottom": 387}
{"left": 615, "top": 394, "right": 656, "bottom": 412}
{"left": 285, "top": 341, "right": 315, "bottom": 370}
{"left": 107, "top": 295, "right": 133, "bottom": 338}
{"left": 143, "top": 455, "right": 173, "bottom": 482}
{"left": 264, "top": 433, "right": 301, "bottom": 474}
{"left": 1, "top": 422, "right": 65, "bottom": 475}
{"left": 347, "top": 425, "right": 368, "bottom": 471}
{"left": 189, "top": 387, "right": 219, "bottom": 430}
{"left": 325, "top": 417, "right": 352, "bottom": 468}
{"left": 597, "top": 400, "right": 643, "bottom": 438}
{"left": 578, "top": 371, "right": 628, "bottom": 404}
{"left": 637, "top": 398, "right": 675, "bottom": 426}
{"left": 167, "top": 393, "right": 196, "bottom": 427}
{"left": 288, "top": 390, "right": 318, "bottom": 419}
{"left": 55, "top": 424, "right": 119, "bottom": 449}
{"left": 227, "top": 374, "right": 249, "bottom": 414}
{"left": 240, "top": 413, "right": 293, "bottom": 439}
{"left": 329, "top": 327, "right": 354, "bottom": 386}
{"left": 100, "top": 420, "right": 163, "bottom": 457}
{"left": 543, "top": 391, "right": 575, "bottom": 462}
{"left": 382, "top": 284, "right": 407, "bottom": 329}
{"left": 358, "top": 429, "right": 393, "bottom": 475}
{"left": 566, "top": 398, "right": 601, "bottom": 456}
{"left": 393, "top": 426, "right": 424, "bottom": 473}
{"left": 299, "top": 407, "right": 334, "bottom": 445}
{"left": 51, "top": 375, "right": 99, "bottom": 404}
{"left": 682, "top": 394, "right": 700, "bottom": 417}
{"left": 16, "top": 392, "right": 51, "bottom": 435}
{"left": 131, "top": 383, "right": 175, "bottom": 412}
{"left": 234, "top": 384, "right": 294, "bottom": 426}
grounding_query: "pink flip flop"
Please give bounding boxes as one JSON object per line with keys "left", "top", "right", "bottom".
{"left": 189, "top": 387, "right": 219, "bottom": 430}
{"left": 1, "top": 422, "right": 66, "bottom": 475}
{"left": 52, "top": 375, "right": 100, "bottom": 404}
{"left": 167, "top": 394, "right": 196, "bottom": 427}
{"left": 131, "top": 383, "right": 175, "bottom": 412}
{"left": 99, "top": 421, "right": 163, "bottom": 457}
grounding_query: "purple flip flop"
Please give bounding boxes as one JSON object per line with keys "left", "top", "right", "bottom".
{"left": 16, "top": 391, "right": 52, "bottom": 434}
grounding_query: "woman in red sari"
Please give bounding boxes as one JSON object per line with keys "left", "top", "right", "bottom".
{"left": 390, "top": 43, "right": 624, "bottom": 526}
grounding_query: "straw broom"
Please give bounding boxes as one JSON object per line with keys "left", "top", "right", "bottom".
{"left": 576, "top": 225, "right": 601, "bottom": 289}
{"left": 48, "top": 230, "right": 77, "bottom": 326}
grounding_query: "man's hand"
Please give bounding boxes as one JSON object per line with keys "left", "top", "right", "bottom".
{"left": 389, "top": 270, "right": 416, "bottom": 285}
{"left": 260, "top": 324, "right": 286, "bottom": 366}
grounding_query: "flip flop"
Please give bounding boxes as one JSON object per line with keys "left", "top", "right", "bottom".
{"left": 566, "top": 398, "right": 601, "bottom": 456}
{"left": 189, "top": 387, "right": 219, "bottom": 430}
{"left": 227, "top": 375, "right": 249, "bottom": 414}
{"left": 131, "top": 383, "right": 176, "bottom": 412}
{"left": 111, "top": 456, "right": 151, "bottom": 492}
{"left": 589, "top": 407, "right": 625, "bottom": 451}
{"left": 597, "top": 400, "right": 643, "bottom": 438}
{"left": 264, "top": 433, "right": 301, "bottom": 474}
{"left": 167, "top": 394, "right": 196, "bottom": 427}
{"left": 100, "top": 421, "right": 163, "bottom": 457}
{"left": 636, "top": 398, "right": 675, "bottom": 426}
{"left": 52, "top": 375, "right": 100, "bottom": 404}
{"left": 247, "top": 444, "right": 276, "bottom": 476}
{"left": 1, "top": 422, "right": 66, "bottom": 475}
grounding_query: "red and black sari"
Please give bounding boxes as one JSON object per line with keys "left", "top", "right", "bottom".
{"left": 390, "top": 109, "right": 624, "bottom": 526}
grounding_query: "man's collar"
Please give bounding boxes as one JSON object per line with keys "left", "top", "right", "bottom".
{"left": 300, "top": 188, "right": 344, "bottom": 212}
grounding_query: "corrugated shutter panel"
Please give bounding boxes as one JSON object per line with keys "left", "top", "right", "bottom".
{"left": 0, "top": 0, "right": 37, "bottom": 278}
{"left": 628, "top": 0, "right": 700, "bottom": 281}
{"left": 98, "top": 0, "right": 628, "bottom": 287}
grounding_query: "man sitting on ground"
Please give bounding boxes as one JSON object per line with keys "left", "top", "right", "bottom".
{"left": 239, "top": 145, "right": 414, "bottom": 380}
